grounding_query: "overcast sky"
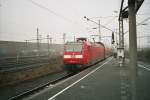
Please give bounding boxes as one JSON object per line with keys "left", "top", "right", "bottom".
{"left": 0, "top": 0, "right": 150, "bottom": 47}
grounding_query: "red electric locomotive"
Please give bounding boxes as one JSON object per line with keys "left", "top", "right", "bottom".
{"left": 63, "top": 37, "right": 106, "bottom": 72}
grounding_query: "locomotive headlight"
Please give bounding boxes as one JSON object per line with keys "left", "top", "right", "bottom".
{"left": 75, "top": 55, "right": 83, "bottom": 58}
{"left": 64, "top": 55, "right": 71, "bottom": 58}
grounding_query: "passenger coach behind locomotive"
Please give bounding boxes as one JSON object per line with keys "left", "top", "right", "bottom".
{"left": 63, "top": 38, "right": 106, "bottom": 72}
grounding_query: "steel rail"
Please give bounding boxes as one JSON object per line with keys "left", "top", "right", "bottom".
{"left": 7, "top": 72, "right": 73, "bottom": 100}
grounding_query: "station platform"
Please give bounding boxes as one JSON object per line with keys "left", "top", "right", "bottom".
{"left": 27, "top": 57, "right": 150, "bottom": 100}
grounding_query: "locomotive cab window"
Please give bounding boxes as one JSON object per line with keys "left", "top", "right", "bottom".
{"left": 65, "top": 42, "right": 83, "bottom": 52}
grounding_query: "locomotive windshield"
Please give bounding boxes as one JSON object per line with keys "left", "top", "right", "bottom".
{"left": 65, "top": 42, "right": 83, "bottom": 52}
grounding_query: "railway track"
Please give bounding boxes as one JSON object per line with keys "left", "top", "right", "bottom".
{"left": 0, "top": 56, "right": 57, "bottom": 71}
{"left": 7, "top": 72, "right": 74, "bottom": 100}
{"left": 3, "top": 57, "right": 111, "bottom": 100}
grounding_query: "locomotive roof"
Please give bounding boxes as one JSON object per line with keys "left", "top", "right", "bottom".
{"left": 66, "top": 41, "right": 105, "bottom": 47}
{"left": 66, "top": 42, "right": 83, "bottom": 44}
{"left": 95, "top": 42, "right": 104, "bottom": 46}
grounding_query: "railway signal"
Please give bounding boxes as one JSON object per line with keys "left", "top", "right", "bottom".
{"left": 111, "top": 32, "right": 115, "bottom": 44}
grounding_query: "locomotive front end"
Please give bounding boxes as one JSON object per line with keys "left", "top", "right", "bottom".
{"left": 63, "top": 42, "right": 83, "bottom": 64}
{"left": 63, "top": 42, "right": 84, "bottom": 72}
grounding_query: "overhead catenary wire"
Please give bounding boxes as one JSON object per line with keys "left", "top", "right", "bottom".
{"left": 27, "top": 0, "right": 86, "bottom": 28}
{"left": 104, "top": 16, "right": 117, "bottom": 26}
{"left": 89, "top": 16, "right": 118, "bottom": 19}
{"left": 137, "top": 16, "right": 150, "bottom": 26}
{"left": 84, "top": 16, "right": 115, "bottom": 33}
{"left": 138, "top": 12, "right": 150, "bottom": 15}
{"left": 27, "top": 0, "right": 73, "bottom": 23}
{"left": 124, "top": 16, "right": 150, "bottom": 35}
